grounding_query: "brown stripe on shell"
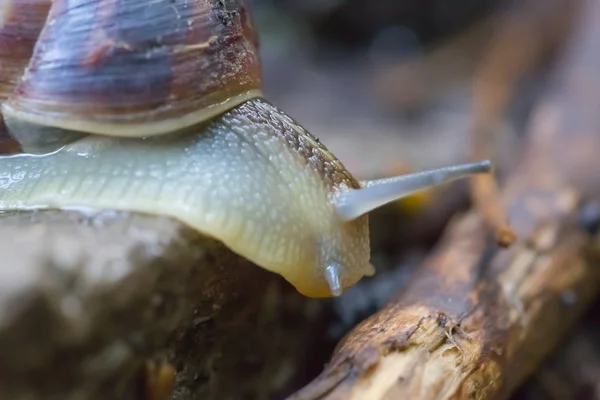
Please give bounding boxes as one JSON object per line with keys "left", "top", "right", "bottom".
{"left": 0, "top": 0, "right": 51, "bottom": 100}
{"left": 6, "top": 0, "right": 261, "bottom": 125}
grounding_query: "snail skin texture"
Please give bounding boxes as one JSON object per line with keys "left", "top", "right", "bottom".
{"left": 0, "top": 99, "right": 491, "bottom": 298}
{"left": 0, "top": 0, "right": 492, "bottom": 297}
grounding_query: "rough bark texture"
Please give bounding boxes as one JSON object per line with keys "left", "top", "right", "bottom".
{"left": 289, "top": 0, "right": 600, "bottom": 399}
{"left": 0, "top": 211, "right": 325, "bottom": 400}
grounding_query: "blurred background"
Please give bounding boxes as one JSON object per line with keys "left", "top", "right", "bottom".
{"left": 247, "top": 0, "right": 526, "bottom": 178}
{"left": 241, "top": 1, "right": 598, "bottom": 398}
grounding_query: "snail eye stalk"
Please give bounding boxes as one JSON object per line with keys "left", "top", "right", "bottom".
{"left": 332, "top": 160, "right": 492, "bottom": 221}
{"left": 325, "top": 263, "right": 343, "bottom": 297}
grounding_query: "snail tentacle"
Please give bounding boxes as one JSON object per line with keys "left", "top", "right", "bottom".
{"left": 332, "top": 160, "right": 492, "bottom": 222}
{"left": 324, "top": 264, "right": 343, "bottom": 297}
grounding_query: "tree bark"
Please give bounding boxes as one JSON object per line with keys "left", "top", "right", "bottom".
{"left": 289, "top": 0, "right": 600, "bottom": 399}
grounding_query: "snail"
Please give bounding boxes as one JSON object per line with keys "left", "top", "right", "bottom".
{"left": 0, "top": 0, "right": 492, "bottom": 298}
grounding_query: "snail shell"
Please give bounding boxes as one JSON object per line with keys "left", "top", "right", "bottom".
{"left": 0, "top": 0, "right": 50, "bottom": 153}
{"left": 2, "top": 0, "right": 262, "bottom": 152}
{"left": 0, "top": 0, "right": 493, "bottom": 297}
{"left": 0, "top": 0, "right": 50, "bottom": 101}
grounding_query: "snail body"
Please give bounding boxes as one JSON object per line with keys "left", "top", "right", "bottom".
{"left": 1, "top": 98, "right": 371, "bottom": 297}
{"left": 0, "top": 0, "right": 492, "bottom": 298}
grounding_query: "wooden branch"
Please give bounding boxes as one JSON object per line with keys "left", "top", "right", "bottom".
{"left": 289, "top": 0, "right": 600, "bottom": 399}
{"left": 468, "top": 0, "right": 581, "bottom": 248}
{"left": 0, "top": 211, "right": 324, "bottom": 400}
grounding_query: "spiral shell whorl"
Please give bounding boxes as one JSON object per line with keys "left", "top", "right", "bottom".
{"left": 2, "top": 0, "right": 262, "bottom": 144}
{"left": 0, "top": 0, "right": 50, "bottom": 100}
